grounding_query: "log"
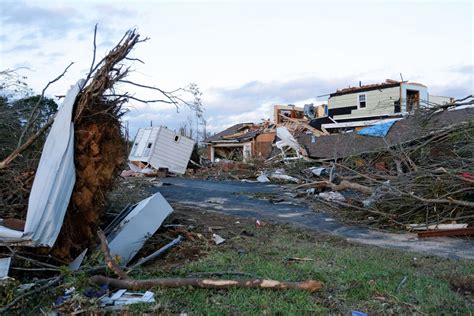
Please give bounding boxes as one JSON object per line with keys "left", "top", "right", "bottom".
{"left": 90, "top": 275, "right": 323, "bottom": 292}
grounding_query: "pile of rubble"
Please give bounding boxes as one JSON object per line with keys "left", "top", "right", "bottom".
{"left": 201, "top": 97, "right": 474, "bottom": 237}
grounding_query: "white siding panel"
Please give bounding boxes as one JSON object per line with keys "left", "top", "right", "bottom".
{"left": 328, "top": 87, "right": 400, "bottom": 120}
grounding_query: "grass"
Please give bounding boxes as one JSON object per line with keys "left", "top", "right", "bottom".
{"left": 5, "top": 211, "right": 472, "bottom": 315}
{"left": 128, "top": 223, "right": 473, "bottom": 315}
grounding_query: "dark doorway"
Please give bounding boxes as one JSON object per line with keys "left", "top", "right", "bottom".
{"left": 406, "top": 90, "right": 420, "bottom": 112}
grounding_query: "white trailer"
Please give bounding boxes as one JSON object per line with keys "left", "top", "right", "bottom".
{"left": 129, "top": 126, "right": 195, "bottom": 175}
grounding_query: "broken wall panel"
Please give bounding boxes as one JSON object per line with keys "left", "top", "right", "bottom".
{"left": 107, "top": 192, "right": 173, "bottom": 265}
{"left": 254, "top": 132, "right": 276, "bottom": 159}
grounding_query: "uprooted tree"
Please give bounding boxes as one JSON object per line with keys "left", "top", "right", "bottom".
{"left": 0, "top": 28, "right": 203, "bottom": 261}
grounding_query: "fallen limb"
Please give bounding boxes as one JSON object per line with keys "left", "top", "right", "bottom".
{"left": 187, "top": 271, "right": 260, "bottom": 278}
{"left": 90, "top": 275, "right": 323, "bottom": 292}
{"left": 97, "top": 229, "right": 128, "bottom": 279}
{"left": 296, "top": 179, "right": 373, "bottom": 195}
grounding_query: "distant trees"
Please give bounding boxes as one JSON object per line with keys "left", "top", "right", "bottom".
{"left": 0, "top": 70, "right": 58, "bottom": 161}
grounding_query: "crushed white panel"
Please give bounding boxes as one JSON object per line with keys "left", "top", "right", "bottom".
{"left": 107, "top": 193, "right": 173, "bottom": 265}
{"left": 68, "top": 248, "right": 88, "bottom": 271}
{"left": 101, "top": 289, "right": 155, "bottom": 306}
{"left": 0, "top": 257, "right": 11, "bottom": 279}
{"left": 407, "top": 223, "right": 468, "bottom": 231}
{"left": 0, "top": 79, "right": 84, "bottom": 246}
{"left": 129, "top": 126, "right": 195, "bottom": 175}
{"left": 276, "top": 127, "right": 301, "bottom": 152}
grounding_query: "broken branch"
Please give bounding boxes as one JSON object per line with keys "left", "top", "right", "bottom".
{"left": 97, "top": 229, "right": 129, "bottom": 279}
{"left": 90, "top": 275, "right": 323, "bottom": 292}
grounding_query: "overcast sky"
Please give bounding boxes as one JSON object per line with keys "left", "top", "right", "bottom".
{"left": 1, "top": 0, "right": 472, "bottom": 137}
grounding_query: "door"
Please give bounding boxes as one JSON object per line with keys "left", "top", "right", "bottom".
{"left": 406, "top": 90, "right": 420, "bottom": 112}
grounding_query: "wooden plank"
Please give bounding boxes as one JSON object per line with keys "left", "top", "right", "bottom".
{"left": 417, "top": 227, "right": 474, "bottom": 238}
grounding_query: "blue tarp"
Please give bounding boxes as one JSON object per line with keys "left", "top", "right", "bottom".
{"left": 357, "top": 120, "right": 397, "bottom": 138}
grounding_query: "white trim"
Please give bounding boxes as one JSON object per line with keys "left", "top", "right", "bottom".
{"left": 322, "top": 118, "right": 403, "bottom": 129}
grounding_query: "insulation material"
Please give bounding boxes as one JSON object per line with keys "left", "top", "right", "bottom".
{"left": 0, "top": 79, "right": 84, "bottom": 246}
{"left": 129, "top": 127, "right": 194, "bottom": 174}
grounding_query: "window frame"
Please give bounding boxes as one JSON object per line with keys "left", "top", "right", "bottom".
{"left": 357, "top": 93, "right": 367, "bottom": 109}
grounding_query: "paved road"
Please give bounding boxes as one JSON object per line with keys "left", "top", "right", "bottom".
{"left": 154, "top": 177, "right": 474, "bottom": 260}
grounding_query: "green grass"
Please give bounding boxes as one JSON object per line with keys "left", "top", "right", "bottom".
{"left": 6, "top": 222, "right": 472, "bottom": 315}
{"left": 128, "top": 225, "right": 474, "bottom": 315}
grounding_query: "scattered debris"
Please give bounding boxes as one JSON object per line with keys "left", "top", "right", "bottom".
{"left": 269, "top": 169, "right": 300, "bottom": 183}
{"left": 212, "top": 233, "right": 226, "bottom": 245}
{"left": 407, "top": 223, "right": 468, "bottom": 231}
{"left": 285, "top": 257, "right": 314, "bottom": 262}
{"left": 68, "top": 249, "right": 88, "bottom": 272}
{"left": 100, "top": 289, "right": 155, "bottom": 307}
{"left": 0, "top": 257, "right": 11, "bottom": 280}
{"left": 318, "top": 191, "right": 346, "bottom": 202}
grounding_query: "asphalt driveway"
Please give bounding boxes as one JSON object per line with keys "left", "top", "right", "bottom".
{"left": 154, "top": 177, "right": 474, "bottom": 260}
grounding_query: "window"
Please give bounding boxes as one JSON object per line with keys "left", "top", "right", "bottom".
{"left": 358, "top": 94, "right": 367, "bottom": 108}
{"left": 147, "top": 143, "right": 152, "bottom": 148}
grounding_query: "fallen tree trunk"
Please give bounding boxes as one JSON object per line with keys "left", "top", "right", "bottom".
{"left": 90, "top": 275, "right": 323, "bottom": 292}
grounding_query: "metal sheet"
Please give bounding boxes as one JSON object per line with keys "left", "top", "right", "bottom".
{"left": 107, "top": 193, "right": 173, "bottom": 265}
{"left": 0, "top": 79, "right": 84, "bottom": 246}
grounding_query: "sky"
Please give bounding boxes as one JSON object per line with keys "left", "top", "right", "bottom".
{"left": 0, "top": 0, "right": 473, "bottom": 139}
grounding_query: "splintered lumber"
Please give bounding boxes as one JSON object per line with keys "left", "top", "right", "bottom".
{"left": 90, "top": 275, "right": 323, "bottom": 292}
{"left": 279, "top": 114, "right": 328, "bottom": 136}
{"left": 417, "top": 227, "right": 474, "bottom": 238}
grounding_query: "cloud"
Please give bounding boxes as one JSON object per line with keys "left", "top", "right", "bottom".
{"left": 202, "top": 76, "right": 351, "bottom": 131}
{"left": 449, "top": 64, "right": 473, "bottom": 75}
{"left": 122, "top": 76, "right": 350, "bottom": 137}
{"left": 2, "top": 43, "right": 41, "bottom": 54}
{"left": 1, "top": 2, "right": 84, "bottom": 39}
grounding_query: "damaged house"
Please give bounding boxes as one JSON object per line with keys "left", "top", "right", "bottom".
{"left": 314, "top": 80, "right": 454, "bottom": 132}
{"left": 204, "top": 123, "right": 276, "bottom": 162}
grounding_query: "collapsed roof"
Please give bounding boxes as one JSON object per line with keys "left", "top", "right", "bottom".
{"left": 204, "top": 123, "right": 263, "bottom": 143}
{"left": 329, "top": 79, "right": 426, "bottom": 97}
{"left": 297, "top": 107, "right": 474, "bottom": 159}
